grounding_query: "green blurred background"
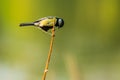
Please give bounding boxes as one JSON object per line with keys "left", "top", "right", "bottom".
{"left": 0, "top": 0, "right": 120, "bottom": 80}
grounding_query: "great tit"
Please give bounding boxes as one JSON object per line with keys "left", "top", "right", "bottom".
{"left": 19, "top": 16, "right": 64, "bottom": 32}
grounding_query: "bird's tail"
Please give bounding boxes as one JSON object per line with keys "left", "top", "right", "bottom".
{"left": 19, "top": 23, "right": 34, "bottom": 26}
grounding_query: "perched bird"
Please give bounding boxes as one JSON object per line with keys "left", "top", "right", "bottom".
{"left": 19, "top": 16, "right": 64, "bottom": 32}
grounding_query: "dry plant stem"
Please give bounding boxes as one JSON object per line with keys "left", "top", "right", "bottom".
{"left": 42, "top": 18, "right": 55, "bottom": 80}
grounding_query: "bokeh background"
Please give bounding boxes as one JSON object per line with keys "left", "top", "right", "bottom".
{"left": 0, "top": 0, "right": 120, "bottom": 80}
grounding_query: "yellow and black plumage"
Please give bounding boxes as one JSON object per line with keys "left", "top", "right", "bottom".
{"left": 19, "top": 16, "right": 64, "bottom": 32}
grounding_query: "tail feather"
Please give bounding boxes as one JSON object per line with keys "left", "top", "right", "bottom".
{"left": 19, "top": 23, "right": 34, "bottom": 26}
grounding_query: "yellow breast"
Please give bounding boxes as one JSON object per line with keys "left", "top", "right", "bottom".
{"left": 39, "top": 18, "right": 57, "bottom": 27}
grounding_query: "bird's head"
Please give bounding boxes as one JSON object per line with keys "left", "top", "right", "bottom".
{"left": 55, "top": 18, "right": 64, "bottom": 28}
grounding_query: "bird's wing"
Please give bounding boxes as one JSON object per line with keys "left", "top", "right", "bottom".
{"left": 34, "top": 16, "right": 55, "bottom": 23}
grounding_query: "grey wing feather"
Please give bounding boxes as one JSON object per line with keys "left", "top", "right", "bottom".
{"left": 34, "top": 16, "right": 55, "bottom": 23}
{"left": 34, "top": 18, "right": 46, "bottom": 23}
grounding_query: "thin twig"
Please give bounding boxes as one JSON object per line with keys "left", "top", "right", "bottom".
{"left": 42, "top": 18, "right": 55, "bottom": 80}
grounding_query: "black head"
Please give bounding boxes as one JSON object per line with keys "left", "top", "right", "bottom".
{"left": 55, "top": 18, "right": 64, "bottom": 28}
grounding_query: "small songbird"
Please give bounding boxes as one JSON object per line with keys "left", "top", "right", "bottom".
{"left": 19, "top": 16, "right": 64, "bottom": 32}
